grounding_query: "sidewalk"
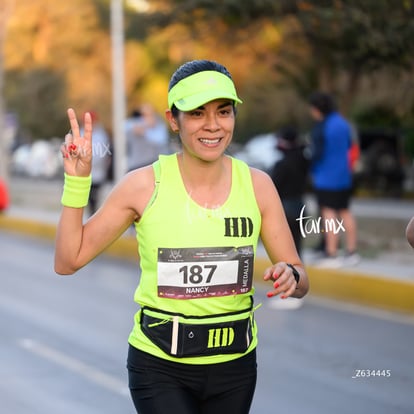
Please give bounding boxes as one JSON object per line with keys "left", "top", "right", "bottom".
{"left": 2, "top": 175, "right": 414, "bottom": 315}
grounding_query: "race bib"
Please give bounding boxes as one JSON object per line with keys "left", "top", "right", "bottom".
{"left": 157, "top": 246, "right": 254, "bottom": 299}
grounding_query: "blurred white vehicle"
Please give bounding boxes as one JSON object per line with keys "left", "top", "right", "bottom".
{"left": 11, "top": 144, "right": 31, "bottom": 175}
{"left": 233, "top": 133, "right": 282, "bottom": 172}
{"left": 12, "top": 140, "right": 62, "bottom": 178}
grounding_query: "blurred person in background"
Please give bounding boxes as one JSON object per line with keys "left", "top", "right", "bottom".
{"left": 83, "top": 111, "right": 112, "bottom": 216}
{"left": 125, "top": 103, "right": 169, "bottom": 171}
{"left": 406, "top": 216, "right": 414, "bottom": 248}
{"left": 270, "top": 126, "right": 310, "bottom": 257}
{"left": 309, "top": 92, "right": 359, "bottom": 268}
{"left": 311, "top": 121, "right": 361, "bottom": 256}
{"left": 55, "top": 59, "right": 309, "bottom": 414}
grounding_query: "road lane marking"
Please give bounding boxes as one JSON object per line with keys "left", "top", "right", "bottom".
{"left": 18, "top": 338, "right": 129, "bottom": 397}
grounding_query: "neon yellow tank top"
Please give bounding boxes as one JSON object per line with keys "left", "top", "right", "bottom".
{"left": 128, "top": 153, "right": 262, "bottom": 364}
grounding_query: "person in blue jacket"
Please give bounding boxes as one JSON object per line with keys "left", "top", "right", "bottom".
{"left": 309, "top": 92, "right": 359, "bottom": 267}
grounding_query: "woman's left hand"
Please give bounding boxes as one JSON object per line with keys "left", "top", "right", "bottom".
{"left": 263, "top": 263, "right": 298, "bottom": 299}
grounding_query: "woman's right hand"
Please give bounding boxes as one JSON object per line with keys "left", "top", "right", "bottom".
{"left": 60, "top": 108, "right": 93, "bottom": 177}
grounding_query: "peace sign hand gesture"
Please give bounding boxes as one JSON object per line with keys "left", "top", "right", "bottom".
{"left": 61, "top": 108, "right": 93, "bottom": 177}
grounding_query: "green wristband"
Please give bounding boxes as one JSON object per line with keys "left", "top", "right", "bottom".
{"left": 61, "top": 173, "right": 92, "bottom": 208}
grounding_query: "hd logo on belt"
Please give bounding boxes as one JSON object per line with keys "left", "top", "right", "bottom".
{"left": 207, "top": 327, "right": 234, "bottom": 348}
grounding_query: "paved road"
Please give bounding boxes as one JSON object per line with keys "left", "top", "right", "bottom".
{"left": 1, "top": 231, "right": 414, "bottom": 414}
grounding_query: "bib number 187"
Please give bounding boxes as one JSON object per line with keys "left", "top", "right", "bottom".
{"left": 179, "top": 264, "right": 217, "bottom": 285}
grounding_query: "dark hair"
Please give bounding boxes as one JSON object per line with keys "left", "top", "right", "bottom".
{"left": 131, "top": 109, "right": 141, "bottom": 118}
{"left": 168, "top": 60, "right": 236, "bottom": 117}
{"left": 168, "top": 60, "right": 233, "bottom": 91}
{"left": 309, "top": 92, "right": 337, "bottom": 116}
{"left": 278, "top": 125, "right": 298, "bottom": 142}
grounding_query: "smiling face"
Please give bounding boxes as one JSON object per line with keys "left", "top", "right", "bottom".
{"left": 166, "top": 99, "right": 235, "bottom": 162}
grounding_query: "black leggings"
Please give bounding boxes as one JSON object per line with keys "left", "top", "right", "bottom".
{"left": 127, "top": 345, "right": 257, "bottom": 414}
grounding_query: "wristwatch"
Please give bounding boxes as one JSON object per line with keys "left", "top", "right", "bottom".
{"left": 286, "top": 263, "right": 300, "bottom": 285}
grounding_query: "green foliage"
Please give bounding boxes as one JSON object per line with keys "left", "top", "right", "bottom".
{"left": 5, "top": 67, "right": 68, "bottom": 140}
{"left": 298, "top": 0, "right": 414, "bottom": 69}
{"left": 353, "top": 105, "right": 401, "bottom": 129}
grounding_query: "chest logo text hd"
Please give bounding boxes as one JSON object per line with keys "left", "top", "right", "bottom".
{"left": 224, "top": 217, "right": 253, "bottom": 237}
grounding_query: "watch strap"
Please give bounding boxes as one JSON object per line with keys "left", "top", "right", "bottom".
{"left": 286, "top": 263, "right": 300, "bottom": 284}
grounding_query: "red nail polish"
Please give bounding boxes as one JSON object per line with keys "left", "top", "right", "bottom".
{"left": 273, "top": 282, "right": 279, "bottom": 289}
{"left": 281, "top": 295, "right": 286, "bottom": 299}
{"left": 266, "top": 292, "right": 274, "bottom": 298}
{"left": 69, "top": 144, "right": 77, "bottom": 151}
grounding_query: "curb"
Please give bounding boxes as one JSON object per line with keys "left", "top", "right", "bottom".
{"left": 0, "top": 216, "right": 57, "bottom": 241}
{"left": 254, "top": 258, "right": 414, "bottom": 315}
{"left": 0, "top": 215, "right": 139, "bottom": 262}
{"left": 2, "top": 215, "right": 414, "bottom": 316}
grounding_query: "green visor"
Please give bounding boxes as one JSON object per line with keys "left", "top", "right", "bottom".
{"left": 168, "top": 70, "right": 242, "bottom": 111}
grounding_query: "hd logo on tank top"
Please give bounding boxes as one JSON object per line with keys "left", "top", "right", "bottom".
{"left": 224, "top": 217, "right": 253, "bottom": 237}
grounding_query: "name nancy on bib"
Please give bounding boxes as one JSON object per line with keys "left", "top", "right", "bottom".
{"left": 157, "top": 246, "right": 254, "bottom": 299}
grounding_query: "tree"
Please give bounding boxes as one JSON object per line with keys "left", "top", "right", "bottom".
{"left": 4, "top": 0, "right": 113, "bottom": 139}
{"left": 282, "top": 0, "right": 414, "bottom": 110}
{"left": 4, "top": 0, "right": 414, "bottom": 145}
{"left": 6, "top": 68, "right": 68, "bottom": 140}
{"left": 133, "top": 0, "right": 414, "bottom": 114}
